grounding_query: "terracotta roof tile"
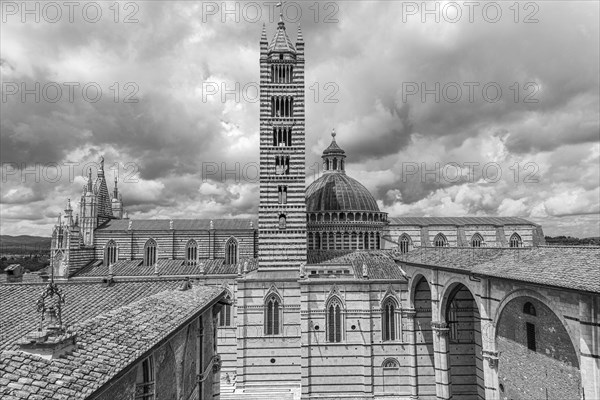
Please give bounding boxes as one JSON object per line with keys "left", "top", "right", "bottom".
{"left": 388, "top": 216, "right": 536, "bottom": 226}
{"left": 0, "top": 280, "right": 196, "bottom": 352}
{"left": 308, "top": 250, "right": 407, "bottom": 281}
{"left": 0, "top": 285, "right": 225, "bottom": 399}
{"left": 96, "top": 218, "right": 257, "bottom": 231}
{"left": 73, "top": 258, "right": 258, "bottom": 278}
{"left": 395, "top": 246, "right": 600, "bottom": 293}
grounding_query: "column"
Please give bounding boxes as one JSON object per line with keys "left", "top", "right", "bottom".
{"left": 431, "top": 321, "right": 451, "bottom": 400}
{"left": 404, "top": 308, "right": 418, "bottom": 399}
{"left": 481, "top": 349, "right": 500, "bottom": 400}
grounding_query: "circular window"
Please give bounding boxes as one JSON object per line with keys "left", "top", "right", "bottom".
{"left": 351, "top": 325, "right": 356, "bottom": 330}
{"left": 314, "top": 325, "right": 320, "bottom": 330}
{"left": 270, "top": 358, "right": 276, "bottom": 364}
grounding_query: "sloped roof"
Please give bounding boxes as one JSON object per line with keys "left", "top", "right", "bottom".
{"left": 308, "top": 250, "right": 407, "bottom": 281}
{"left": 268, "top": 21, "right": 296, "bottom": 53}
{"left": 388, "top": 216, "right": 537, "bottom": 226}
{"left": 0, "top": 280, "right": 195, "bottom": 352}
{"left": 73, "top": 258, "right": 258, "bottom": 278}
{"left": 396, "top": 246, "right": 600, "bottom": 293}
{"left": 0, "top": 285, "right": 224, "bottom": 399}
{"left": 96, "top": 218, "right": 257, "bottom": 231}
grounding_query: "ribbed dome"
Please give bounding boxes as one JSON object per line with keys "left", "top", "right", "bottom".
{"left": 306, "top": 173, "right": 380, "bottom": 212}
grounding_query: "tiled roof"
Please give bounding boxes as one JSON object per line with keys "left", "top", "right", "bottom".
{"left": 0, "top": 272, "right": 45, "bottom": 284}
{"left": 396, "top": 246, "right": 600, "bottom": 293}
{"left": 306, "top": 173, "right": 381, "bottom": 212}
{"left": 96, "top": 218, "right": 257, "bottom": 231}
{"left": 268, "top": 22, "right": 296, "bottom": 53}
{"left": 388, "top": 216, "right": 536, "bottom": 226}
{"left": 308, "top": 250, "right": 407, "bottom": 281}
{"left": 73, "top": 258, "right": 258, "bottom": 278}
{"left": 0, "top": 280, "right": 195, "bottom": 352}
{"left": 0, "top": 285, "right": 224, "bottom": 399}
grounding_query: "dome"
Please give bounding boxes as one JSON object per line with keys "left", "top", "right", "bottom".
{"left": 306, "top": 173, "right": 380, "bottom": 213}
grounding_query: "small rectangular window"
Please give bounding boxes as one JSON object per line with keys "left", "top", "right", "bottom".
{"left": 526, "top": 322, "right": 536, "bottom": 351}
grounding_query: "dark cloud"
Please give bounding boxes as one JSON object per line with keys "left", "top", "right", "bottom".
{"left": 0, "top": 1, "right": 598, "bottom": 237}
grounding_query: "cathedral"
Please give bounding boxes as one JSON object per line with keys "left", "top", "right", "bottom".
{"left": 48, "top": 16, "right": 599, "bottom": 400}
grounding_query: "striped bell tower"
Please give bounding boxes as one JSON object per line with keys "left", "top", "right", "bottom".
{"left": 258, "top": 14, "right": 307, "bottom": 269}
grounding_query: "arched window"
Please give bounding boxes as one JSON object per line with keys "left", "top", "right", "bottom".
{"left": 382, "top": 358, "right": 399, "bottom": 368}
{"left": 471, "top": 233, "right": 483, "bottom": 247}
{"left": 523, "top": 302, "right": 536, "bottom": 316}
{"left": 219, "top": 294, "right": 233, "bottom": 327}
{"left": 510, "top": 233, "right": 522, "bottom": 248}
{"left": 104, "top": 240, "right": 117, "bottom": 266}
{"left": 225, "top": 238, "right": 238, "bottom": 264}
{"left": 434, "top": 233, "right": 447, "bottom": 247}
{"left": 265, "top": 294, "right": 281, "bottom": 335}
{"left": 327, "top": 297, "right": 343, "bottom": 343}
{"left": 143, "top": 239, "right": 157, "bottom": 267}
{"left": 382, "top": 298, "right": 397, "bottom": 341}
{"left": 185, "top": 239, "right": 197, "bottom": 266}
{"left": 135, "top": 356, "right": 154, "bottom": 399}
{"left": 399, "top": 234, "right": 411, "bottom": 253}
{"left": 279, "top": 214, "right": 286, "bottom": 229}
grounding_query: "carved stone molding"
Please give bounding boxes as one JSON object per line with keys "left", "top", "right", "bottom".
{"left": 431, "top": 321, "right": 449, "bottom": 336}
{"left": 482, "top": 350, "right": 500, "bottom": 369}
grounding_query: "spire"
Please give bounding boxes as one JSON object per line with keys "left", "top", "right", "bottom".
{"left": 268, "top": 2, "right": 296, "bottom": 55}
{"left": 260, "top": 23, "right": 267, "bottom": 43}
{"left": 86, "top": 168, "right": 93, "bottom": 193}
{"left": 113, "top": 171, "right": 119, "bottom": 199}
{"left": 98, "top": 155, "right": 105, "bottom": 178}
{"left": 297, "top": 25, "right": 304, "bottom": 43}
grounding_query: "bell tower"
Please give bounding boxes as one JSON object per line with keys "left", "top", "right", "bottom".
{"left": 258, "top": 12, "right": 307, "bottom": 268}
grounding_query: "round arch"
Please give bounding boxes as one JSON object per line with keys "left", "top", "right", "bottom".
{"left": 439, "top": 278, "right": 487, "bottom": 322}
{"left": 491, "top": 288, "right": 579, "bottom": 355}
{"left": 408, "top": 272, "right": 430, "bottom": 309}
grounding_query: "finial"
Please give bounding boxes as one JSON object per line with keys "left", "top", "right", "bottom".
{"left": 65, "top": 198, "right": 72, "bottom": 211}
{"left": 297, "top": 25, "right": 304, "bottom": 42}
{"left": 331, "top": 128, "right": 336, "bottom": 139}
{"left": 57, "top": 213, "right": 62, "bottom": 225}
{"left": 210, "top": 220, "right": 214, "bottom": 230}
{"left": 99, "top": 155, "right": 104, "bottom": 170}
{"left": 276, "top": 1, "right": 284, "bottom": 23}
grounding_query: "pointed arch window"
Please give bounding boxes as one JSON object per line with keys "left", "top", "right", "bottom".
{"left": 382, "top": 298, "right": 397, "bottom": 341}
{"left": 279, "top": 214, "right": 286, "bottom": 230}
{"left": 225, "top": 238, "right": 238, "bottom": 265}
{"left": 434, "top": 233, "right": 447, "bottom": 247}
{"left": 104, "top": 240, "right": 117, "bottom": 266}
{"left": 448, "top": 299, "right": 459, "bottom": 341}
{"left": 143, "top": 239, "right": 157, "bottom": 267}
{"left": 510, "top": 233, "right": 522, "bottom": 248}
{"left": 399, "top": 234, "right": 411, "bottom": 253}
{"left": 327, "top": 297, "right": 343, "bottom": 343}
{"left": 185, "top": 239, "right": 197, "bottom": 266}
{"left": 265, "top": 294, "right": 281, "bottom": 335}
{"left": 471, "top": 233, "right": 483, "bottom": 248}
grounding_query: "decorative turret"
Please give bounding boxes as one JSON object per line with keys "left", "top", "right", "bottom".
{"left": 111, "top": 172, "right": 123, "bottom": 219}
{"left": 64, "top": 199, "right": 74, "bottom": 227}
{"left": 322, "top": 129, "right": 346, "bottom": 173}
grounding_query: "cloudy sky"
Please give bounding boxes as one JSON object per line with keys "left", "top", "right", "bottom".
{"left": 1, "top": 1, "right": 599, "bottom": 238}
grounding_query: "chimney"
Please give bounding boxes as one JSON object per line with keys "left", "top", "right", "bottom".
{"left": 17, "top": 279, "right": 76, "bottom": 359}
